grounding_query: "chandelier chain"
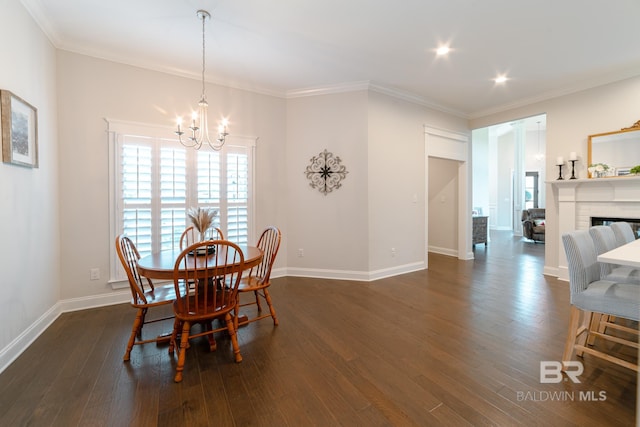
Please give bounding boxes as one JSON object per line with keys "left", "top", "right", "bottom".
{"left": 201, "top": 12, "right": 206, "bottom": 100}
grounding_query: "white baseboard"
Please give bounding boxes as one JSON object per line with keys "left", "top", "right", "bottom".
{"left": 285, "top": 261, "right": 426, "bottom": 282}
{"left": 428, "top": 246, "right": 458, "bottom": 257}
{"left": 0, "top": 290, "right": 132, "bottom": 375}
{"left": 0, "top": 304, "right": 61, "bottom": 376}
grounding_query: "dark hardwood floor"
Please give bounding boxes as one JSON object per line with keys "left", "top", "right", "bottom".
{"left": 0, "top": 231, "right": 636, "bottom": 426}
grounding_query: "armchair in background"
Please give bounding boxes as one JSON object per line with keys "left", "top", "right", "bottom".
{"left": 522, "top": 208, "right": 546, "bottom": 243}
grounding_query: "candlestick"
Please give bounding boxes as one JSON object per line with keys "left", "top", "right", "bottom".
{"left": 557, "top": 164, "right": 564, "bottom": 180}
{"left": 569, "top": 160, "right": 577, "bottom": 179}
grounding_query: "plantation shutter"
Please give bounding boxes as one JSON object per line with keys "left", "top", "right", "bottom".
{"left": 108, "top": 120, "right": 255, "bottom": 283}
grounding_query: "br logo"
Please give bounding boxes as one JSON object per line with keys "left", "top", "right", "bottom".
{"left": 540, "top": 361, "right": 583, "bottom": 383}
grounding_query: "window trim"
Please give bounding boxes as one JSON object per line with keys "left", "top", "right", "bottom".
{"left": 106, "top": 118, "right": 256, "bottom": 287}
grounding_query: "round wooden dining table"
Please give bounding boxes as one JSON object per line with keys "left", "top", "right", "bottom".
{"left": 137, "top": 244, "right": 263, "bottom": 281}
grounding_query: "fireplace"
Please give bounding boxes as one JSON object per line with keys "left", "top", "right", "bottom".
{"left": 591, "top": 217, "right": 640, "bottom": 239}
{"left": 552, "top": 176, "right": 640, "bottom": 280}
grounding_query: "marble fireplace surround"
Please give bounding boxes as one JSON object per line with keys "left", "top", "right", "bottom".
{"left": 553, "top": 176, "right": 640, "bottom": 281}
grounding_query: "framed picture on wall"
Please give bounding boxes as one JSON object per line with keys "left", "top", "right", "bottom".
{"left": 1, "top": 90, "right": 38, "bottom": 168}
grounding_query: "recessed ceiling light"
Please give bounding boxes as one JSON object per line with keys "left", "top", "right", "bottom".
{"left": 494, "top": 75, "right": 508, "bottom": 84}
{"left": 436, "top": 46, "right": 450, "bottom": 56}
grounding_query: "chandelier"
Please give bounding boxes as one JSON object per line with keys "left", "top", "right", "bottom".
{"left": 175, "top": 10, "right": 228, "bottom": 150}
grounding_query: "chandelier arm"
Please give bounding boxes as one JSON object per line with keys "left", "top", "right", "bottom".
{"left": 177, "top": 132, "right": 197, "bottom": 148}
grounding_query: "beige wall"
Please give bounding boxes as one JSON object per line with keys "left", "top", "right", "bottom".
{"left": 56, "top": 51, "right": 287, "bottom": 300}
{"left": 470, "top": 75, "right": 640, "bottom": 275}
{"left": 0, "top": 0, "right": 60, "bottom": 363}
{"left": 284, "top": 90, "right": 468, "bottom": 280}
{"left": 367, "top": 91, "right": 468, "bottom": 265}
{"left": 285, "top": 91, "right": 370, "bottom": 276}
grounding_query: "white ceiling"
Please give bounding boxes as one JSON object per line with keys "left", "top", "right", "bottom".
{"left": 21, "top": 0, "right": 640, "bottom": 118}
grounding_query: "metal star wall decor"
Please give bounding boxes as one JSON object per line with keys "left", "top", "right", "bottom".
{"left": 304, "top": 149, "right": 348, "bottom": 195}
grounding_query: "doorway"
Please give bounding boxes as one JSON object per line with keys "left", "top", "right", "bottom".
{"left": 471, "top": 114, "right": 546, "bottom": 239}
{"left": 525, "top": 171, "right": 539, "bottom": 210}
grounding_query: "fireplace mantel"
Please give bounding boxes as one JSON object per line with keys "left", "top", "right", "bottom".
{"left": 550, "top": 175, "right": 640, "bottom": 187}
{"left": 551, "top": 176, "right": 640, "bottom": 280}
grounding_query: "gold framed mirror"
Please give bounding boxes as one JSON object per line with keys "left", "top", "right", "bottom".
{"left": 588, "top": 120, "right": 640, "bottom": 178}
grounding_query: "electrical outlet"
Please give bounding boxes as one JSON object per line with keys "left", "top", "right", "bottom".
{"left": 391, "top": 248, "right": 396, "bottom": 257}
{"left": 298, "top": 248, "right": 304, "bottom": 257}
{"left": 90, "top": 268, "right": 100, "bottom": 280}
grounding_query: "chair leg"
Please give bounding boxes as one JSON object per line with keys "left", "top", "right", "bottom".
{"left": 575, "top": 310, "right": 592, "bottom": 357}
{"left": 123, "top": 308, "right": 145, "bottom": 361}
{"left": 169, "top": 318, "right": 180, "bottom": 356}
{"left": 587, "top": 313, "right": 602, "bottom": 346}
{"left": 562, "top": 306, "right": 581, "bottom": 366}
{"left": 137, "top": 308, "right": 148, "bottom": 339}
{"left": 597, "top": 315, "right": 611, "bottom": 333}
{"left": 263, "top": 288, "right": 279, "bottom": 326}
{"left": 204, "top": 321, "right": 217, "bottom": 351}
{"left": 174, "top": 321, "right": 191, "bottom": 383}
{"left": 254, "top": 290, "right": 262, "bottom": 312}
{"left": 225, "top": 313, "right": 243, "bottom": 363}
{"left": 233, "top": 298, "right": 240, "bottom": 331}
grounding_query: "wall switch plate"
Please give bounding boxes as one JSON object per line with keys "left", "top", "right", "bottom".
{"left": 90, "top": 268, "right": 100, "bottom": 280}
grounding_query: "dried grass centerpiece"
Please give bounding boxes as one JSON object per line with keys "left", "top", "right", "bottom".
{"left": 187, "top": 207, "right": 218, "bottom": 241}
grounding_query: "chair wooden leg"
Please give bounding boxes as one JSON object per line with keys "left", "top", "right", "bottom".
{"left": 263, "top": 288, "right": 279, "bottom": 326}
{"left": 597, "top": 315, "right": 611, "bottom": 333}
{"left": 254, "top": 290, "right": 262, "bottom": 312}
{"left": 123, "top": 308, "right": 145, "bottom": 361}
{"left": 137, "top": 308, "right": 148, "bottom": 339}
{"left": 587, "top": 313, "right": 602, "bottom": 346}
{"left": 233, "top": 298, "right": 240, "bottom": 331}
{"left": 205, "top": 321, "right": 217, "bottom": 351}
{"left": 562, "top": 306, "right": 581, "bottom": 366}
{"left": 169, "top": 318, "right": 180, "bottom": 356}
{"left": 174, "top": 321, "right": 191, "bottom": 383}
{"left": 225, "top": 313, "right": 243, "bottom": 363}
{"left": 575, "top": 310, "right": 592, "bottom": 357}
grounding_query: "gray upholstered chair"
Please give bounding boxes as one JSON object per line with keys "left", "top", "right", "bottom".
{"left": 588, "top": 225, "right": 640, "bottom": 285}
{"left": 611, "top": 221, "right": 636, "bottom": 246}
{"left": 521, "top": 209, "right": 545, "bottom": 242}
{"left": 561, "top": 230, "right": 639, "bottom": 372}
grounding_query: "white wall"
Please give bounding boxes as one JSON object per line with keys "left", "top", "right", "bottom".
{"left": 495, "top": 132, "right": 515, "bottom": 229}
{"left": 56, "top": 51, "right": 287, "bottom": 301}
{"left": 285, "top": 91, "right": 369, "bottom": 277}
{"left": 471, "top": 127, "right": 490, "bottom": 217}
{"left": 470, "top": 75, "right": 640, "bottom": 276}
{"left": 368, "top": 92, "right": 458, "bottom": 274}
{"left": 0, "top": 0, "right": 60, "bottom": 364}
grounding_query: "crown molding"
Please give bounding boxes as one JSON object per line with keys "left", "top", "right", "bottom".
{"left": 469, "top": 68, "right": 640, "bottom": 120}
{"left": 21, "top": 0, "right": 61, "bottom": 46}
{"left": 287, "top": 81, "right": 469, "bottom": 118}
{"left": 286, "top": 81, "right": 371, "bottom": 98}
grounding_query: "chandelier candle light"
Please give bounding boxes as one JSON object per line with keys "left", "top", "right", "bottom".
{"left": 175, "top": 10, "right": 229, "bottom": 151}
